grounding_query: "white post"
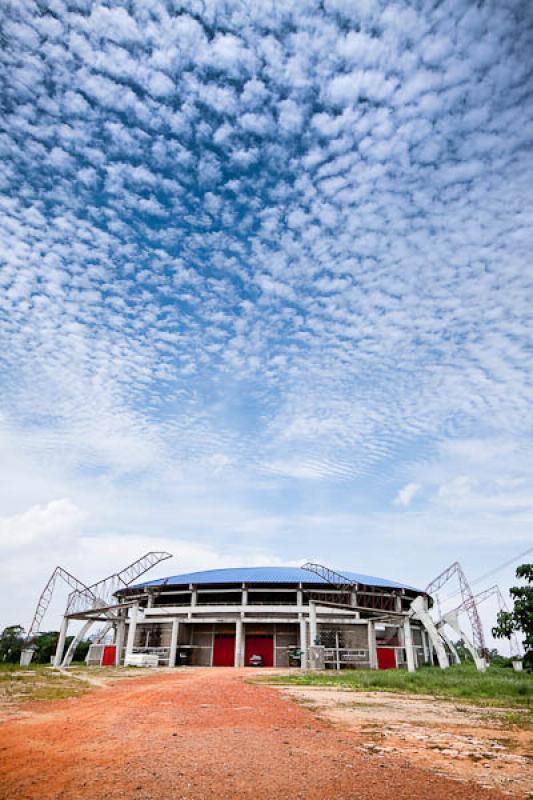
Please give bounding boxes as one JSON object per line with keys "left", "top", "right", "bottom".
{"left": 299, "top": 616, "right": 307, "bottom": 669}
{"left": 235, "top": 619, "right": 243, "bottom": 667}
{"left": 242, "top": 584, "right": 248, "bottom": 607}
{"left": 438, "top": 625, "right": 461, "bottom": 664}
{"left": 169, "top": 619, "right": 180, "bottom": 667}
{"left": 441, "top": 610, "right": 486, "bottom": 672}
{"left": 309, "top": 602, "right": 318, "bottom": 645}
{"left": 403, "top": 617, "right": 416, "bottom": 672}
{"left": 125, "top": 603, "right": 139, "bottom": 658}
{"left": 367, "top": 621, "right": 377, "bottom": 669}
{"left": 115, "top": 618, "right": 126, "bottom": 666}
{"left": 53, "top": 617, "right": 69, "bottom": 667}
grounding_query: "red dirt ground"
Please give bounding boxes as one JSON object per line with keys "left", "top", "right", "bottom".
{"left": 0, "top": 669, "right": 509, "bottom": 800}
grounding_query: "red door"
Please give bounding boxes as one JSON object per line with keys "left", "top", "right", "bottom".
{"left": 245, "top": 635, "right": 274, "bottom": 667}
{"left": 102, "top": 645, "right": 116, "bottom": 666}
{"left": 213, "top": 634, "right": 235, "bottom": 666}
{"left": 377, "top": 647, "right": 396, "bottom": 670}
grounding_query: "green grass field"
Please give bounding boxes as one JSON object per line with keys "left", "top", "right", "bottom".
{"left": 267, "top": 663, "right": 533, "bottom": 709}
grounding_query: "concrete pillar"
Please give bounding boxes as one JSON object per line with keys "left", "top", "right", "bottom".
{"left": 410, "top": 596, "right": 449, "bottom": 669}
{"left": 309, "top": 602, "right": 318, "bottom": 645}
{"left": 125, "top": 603, "right": 139, "bottom": 657}
{"left": 367, "top": 621, "right": 378, "bottom": 669}
{"left": 235, "top": 619, "right": 243, "bottom": 667}
{"left": 115, "top": 618, "right": 126, "bottom": 666}
{"left": 190, "top": 585, "right": 197, "bottom": 606}
{"left": 421, "top": 628, "right": 429, "bottom": 663}
{"left": 403, "top": 617, "right": 416, "bottom": 672}
{"left": 53, "top": 617, "right": 69, "bottom": 667}
{"left": 169, "top": 619, "right": 180, "bottom": 667}
{"left": 299, "top": 616, "right": 307, "bottom": 669}
{"left": 242, "top": 584, "right": 248, "bottom": 606}
{"left": 297, "top": 589, "right": 303, "bottom": 607}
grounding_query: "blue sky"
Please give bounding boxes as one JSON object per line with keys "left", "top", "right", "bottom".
{"left": 0, "top": 1, "right": 532, "bottom": 641}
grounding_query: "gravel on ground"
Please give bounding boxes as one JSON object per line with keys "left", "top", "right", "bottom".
{"left": 0, "top": 668, "right": 511, "bottom": 800}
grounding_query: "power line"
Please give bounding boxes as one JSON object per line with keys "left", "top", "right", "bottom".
{"left": 437, "top": 545, "right": 533, "bottom": 605}
{"left": 469, "top": 545, "right": 533, "bottom": 588}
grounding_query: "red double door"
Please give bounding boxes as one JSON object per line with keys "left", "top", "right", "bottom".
{"left": 212, "top": 633, "right": 274, "bottom": 667}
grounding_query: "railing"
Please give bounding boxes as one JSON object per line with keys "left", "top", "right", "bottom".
{"left": 323, "top": 648, "right": 370, "bottom": 668}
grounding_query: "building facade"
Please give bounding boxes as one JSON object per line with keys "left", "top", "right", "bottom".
{"left": 113, "top": 567, "right": 433, "bottom": 670}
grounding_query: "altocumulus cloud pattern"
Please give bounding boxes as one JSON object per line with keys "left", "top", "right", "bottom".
{"left": 0, "top": 0, "right": 532, "bottom": 483}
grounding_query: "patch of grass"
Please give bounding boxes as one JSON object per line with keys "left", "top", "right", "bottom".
{"left": 265, "top": 664, "right": 533, "bottom": 709}
{"left": 0, "top": 664, "right": 88, "bottom": 704}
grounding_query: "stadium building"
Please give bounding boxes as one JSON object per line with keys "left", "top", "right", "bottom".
{"left": 105, "top": 566, "right": 433, "bottom": 670}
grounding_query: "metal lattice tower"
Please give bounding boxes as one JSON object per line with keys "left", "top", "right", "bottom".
{"left": 66, "top": 551, "right": 172, "bottom": 614}
{"left": 24, "top": 567, "right": 95, "bottom": 643}
{"left": 447, "top": 584, "right": 521, "bottom": 657}
{"left": 426, "top": 561, "right": 487, "bottom": 656}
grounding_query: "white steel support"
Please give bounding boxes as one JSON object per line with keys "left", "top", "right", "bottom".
{"left": 169, "top": 619, "right": 180, "bottom": 668}
{"left": 125, "top": 602, "right": 139, "bottom": 657}
{"left": 235, "top": 619, "right": 243, "bottom": 667}
{"left": 403, "top": 617, "right": 416, "bottom": 672}
{"left": 299, "top": 616, "right": 307, "bottom": 669}
{"left": 367, "top": 621, "right": 378, "bottom": 669}
{"left": 309, "top": 602, "right": 318, "bottom": 645}
{"left": 442, "top": 610, "right": 486, "bottom": 672}
{"left": 62, "top": 620, "right": 94, "bottom": 667}
{"left": 437, "top": 624, "right": 461, "bottom": 664}
{"left": 53, "top": 616, "right": 69, "bottom": 668}
{"left": 410, "top": 596, "right": 449, "bottom": 669}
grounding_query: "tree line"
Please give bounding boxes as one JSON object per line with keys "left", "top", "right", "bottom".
{"left": 0, "top": 625, "right": 90, "bottom": 664}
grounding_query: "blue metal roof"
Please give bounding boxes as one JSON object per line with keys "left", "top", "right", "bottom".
{"left": 129, "top": 566, "right": 422, "bottom": 593}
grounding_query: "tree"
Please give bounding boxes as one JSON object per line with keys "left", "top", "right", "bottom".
{"left": 0, "top": 625, "right": 25, "bottom": 663}
{"left": 492, "top": 563, "right": 533, "bottom": 670}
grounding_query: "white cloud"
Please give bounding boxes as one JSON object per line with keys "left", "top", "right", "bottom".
{"left": 394, "top": 483, "right": 421, "bottom": 507}
{"left": 0, "top": 499, "right": 84, "bottom": 552}
{"left": 0, "top": 0, "right": 532, "bottom": 651}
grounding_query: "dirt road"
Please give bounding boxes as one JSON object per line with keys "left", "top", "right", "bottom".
{"left": 0, "top": 669, "right": 510, "bottom": 800}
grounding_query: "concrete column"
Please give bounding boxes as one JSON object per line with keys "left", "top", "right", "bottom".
{"left": 297, "top": 589, "right": 303, "bottom": 607}
{"left": 299, "top": 616, "right": 307, "bottom": 669}
{"left": 235, "top": 619, "right": 243, "bottom": 667}
{"left": 125, "top": 603, "right": 139, "bottom": 657}
{"left": 53, "top": 617, "right": 69, "bottom": 667}
{"left": 421, "top": 628, "right": 429, "bottom": 663}
{"left": 190, "top": 585, "right": 197, "bottom": 606}
{"left": 309, "top": 602, "right": 318, "bottom": 645}
{"left": 403, "top": 617, "right": 416, "bottom": 672}
{"left": 169, "top": 619, "right": 180, "bottom": 667}
{"left": 242, "top": 583, "right": 248, "bottom": 607}
{"left": 115, "top": 618, "right": 126, "bottom": 666}
{"left": 367, "top": 620, "right": 378, "bottom": 669}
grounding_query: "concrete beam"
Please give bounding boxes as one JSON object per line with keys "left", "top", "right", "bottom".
{"left": 125, "top": 602, "right": 139, "bottom": 657}
{"left": 169, "top": 618, "right": 180, "bottom": 668}
{"left": 53, "top": 617, "right": 69, "bottom": 668}
{"left": 403, "top": 617, "right": 416, "bottom": 672}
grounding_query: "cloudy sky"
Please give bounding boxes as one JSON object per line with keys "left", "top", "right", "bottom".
{"left": 0, "top": 0, "right": 532, "bottom": 644}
